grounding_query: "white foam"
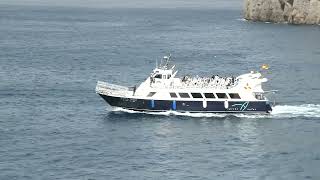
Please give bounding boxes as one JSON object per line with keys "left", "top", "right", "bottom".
{"left": 271, "top": 104, "right": 320, "bottom": 118}
{"left": 237, "top": 18, "right": 248, "bottom": 22}
{"left": 110, "top": 104, "right": 320, "bottom": 119}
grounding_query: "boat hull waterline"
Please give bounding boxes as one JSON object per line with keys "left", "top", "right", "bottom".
{"left": 99, "top": 94, "right": 272, "bottom": 113}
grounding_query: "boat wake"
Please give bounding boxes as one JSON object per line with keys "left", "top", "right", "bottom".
{"left": 110, "top": 104, "right": 320, "bottom": 119}
{"left": 271, "top": 104, "right": 320, "bottom": 118}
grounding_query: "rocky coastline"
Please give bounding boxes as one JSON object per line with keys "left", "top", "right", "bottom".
{"left": 244, "top": 0, "right": 320, "bottom": 24}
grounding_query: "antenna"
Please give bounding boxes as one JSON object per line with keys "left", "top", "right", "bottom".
{"left": 160, "top": 58, "right": 163, "bottom": 68}
{"left": 164, "top": 54, "right": 171, "bottom": 69}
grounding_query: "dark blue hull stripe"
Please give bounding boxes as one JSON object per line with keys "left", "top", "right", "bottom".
{"left": 99, "top": 94, "right": 272, "bottom": 113}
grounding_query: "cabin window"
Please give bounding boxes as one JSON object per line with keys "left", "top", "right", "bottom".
{"left": 191, "top": 93, "right": 203, "bottom": 98}
{"left": 163, "top": 75, "right": 166, "bottom": 79}
{"left": 204, "top": 93, "right": 215, "bottom": 98}
{"left": 154, "top": 74, "right": 161, "bottom": 79}
{"left": 167, "top": 75, "right": 171, "bottom": 79}
{"left": 216, "top": 93, "right": 228, "bottom": 99}
{"left": 179, "top": 93, "right": 190, "bottom": 98}
{"left": 170, "top": 92, "right": 178, "bottom": 98}
{"left": 229, "top": 93, "right": 241, "bottom": 99}
{"left": 147, "top": 92, "right": 156, "bottom": 97}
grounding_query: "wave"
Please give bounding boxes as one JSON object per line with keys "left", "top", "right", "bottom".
{"left": 110, "top": 104, "right": 320, "bottom": 118}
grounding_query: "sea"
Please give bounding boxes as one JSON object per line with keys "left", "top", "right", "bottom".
{"left": 1, "top": 3, "right": 320, "bottom": 180}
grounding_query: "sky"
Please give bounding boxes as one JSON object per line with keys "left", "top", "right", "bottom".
{"left": 0, "top": 0, "right": 242, "bottom": 9}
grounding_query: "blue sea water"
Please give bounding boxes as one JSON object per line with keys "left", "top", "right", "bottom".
{"left": 0, "top": 4, "right": 320, "bottom": 180}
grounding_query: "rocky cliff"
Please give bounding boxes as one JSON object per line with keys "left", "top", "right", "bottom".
{"left": 244, "top": 0, "right": 320, "bottom": 24}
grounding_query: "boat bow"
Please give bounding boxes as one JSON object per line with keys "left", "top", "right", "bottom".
{"left": 96, "top": 81, "right": 132, "bottom": 97}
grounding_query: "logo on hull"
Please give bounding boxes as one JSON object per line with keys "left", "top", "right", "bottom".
{"left": 231, "top": 102, "right": 249, "bottom": 111}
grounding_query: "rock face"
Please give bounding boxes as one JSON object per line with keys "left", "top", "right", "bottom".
{"left": 244, "top": 0, "right": 320, "bottom": 24}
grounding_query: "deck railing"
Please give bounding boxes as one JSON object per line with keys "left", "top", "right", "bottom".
{"left": 95, "top": 81, "right": 132, "bottom": 97}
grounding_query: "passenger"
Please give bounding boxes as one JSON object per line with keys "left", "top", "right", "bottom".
{"left": 182, "top": 76, "right": 186, "bottom": 82}
{"left": 133, "top": 85, "right": 136, "bottom": 95}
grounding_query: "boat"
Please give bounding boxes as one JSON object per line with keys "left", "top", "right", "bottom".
{"left": 96, "top": 55, "right": 273, "bottom": 113}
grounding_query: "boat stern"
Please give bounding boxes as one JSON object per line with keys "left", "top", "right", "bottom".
{"left": 266, "top": 102, "right": 272, "bottom": 113}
